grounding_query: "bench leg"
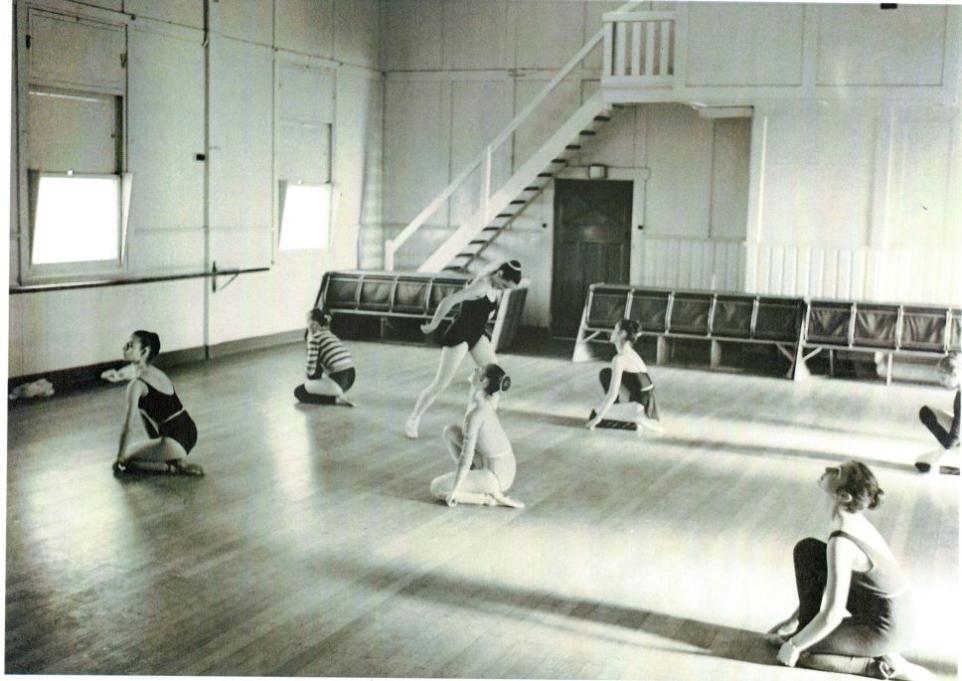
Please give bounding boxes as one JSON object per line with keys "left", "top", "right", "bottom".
{"left": 656, "top": 336, "right": 668, "bottom": 365}
{"left": 710, "top": 339, "right": 722, "bottom": 369}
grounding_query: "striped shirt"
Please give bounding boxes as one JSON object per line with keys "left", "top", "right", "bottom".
{"left": 306, "top": 328, "right": 354, "bottom": 379}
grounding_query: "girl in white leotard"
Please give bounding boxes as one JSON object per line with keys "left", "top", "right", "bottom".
{"left": 430, "top": 364, "right": 524, "bottom": 509}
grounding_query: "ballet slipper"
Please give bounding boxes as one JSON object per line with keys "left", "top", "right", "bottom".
{"left": 877, "top": 654, "right": 935, "bottom": 681}
{"left": 167, "top": 461, "right": 205, "bottom": 477}
{"left": 491, "top": 492, "right": 525, "bottom": 509}
{"left": 336, "top": 396, "right": 356, "bottom": 407}
{"left": 914, "top": 449, "right": 944, "bottom": 473}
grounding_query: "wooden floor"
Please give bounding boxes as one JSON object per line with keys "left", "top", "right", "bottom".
{"left": 5, "top": 340, "right": 959, "bottom": 679}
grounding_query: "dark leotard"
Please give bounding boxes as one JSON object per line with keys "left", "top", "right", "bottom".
{"left": 824, "top": 530, "right": 913, "bottom": 652}
{"left": 441, "top": 294, "right": 498, "bottom": 348}
{"left": 138, "top": 379, "right": 198, "bottom": 454}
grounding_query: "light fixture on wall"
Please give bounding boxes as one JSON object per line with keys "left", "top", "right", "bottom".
{"left": 588, "top": 164, "right": 607, "bottom": 179}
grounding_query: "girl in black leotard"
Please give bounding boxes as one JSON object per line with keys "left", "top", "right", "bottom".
{"left": 405, "top": 260, "right": 522, "bottom": 439}
{"left": 768, "top": 461, "right": 930, "bottom": 680}
{"left": 113, "top": 330, "right": 203, "bottom": 476}
{"left": 586, "top": 319, "right": 662, "bottom": 433}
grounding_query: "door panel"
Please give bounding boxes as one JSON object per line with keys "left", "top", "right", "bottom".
{"left": 552, "top": 179, "right": 633, "bottom": 338}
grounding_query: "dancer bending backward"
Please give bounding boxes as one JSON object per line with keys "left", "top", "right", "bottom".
{"left": 586, "top": 319, "right": 663, "bottom": 433}
{"left": 768, "top": 460, "right": 931, "bottom": 681}
{"left": 405, "top": 260, "right": 522, "bottom": 439}
{"left": 114, "top": 330, "right": 203, "bottom": 476}
{"left": 294, "top": 308, "right": 356, "bottom": 406}
{"left": 430, "top": 364, "right": 524, "bottom": 508}
{"left": 914, "top": 352, "right": 960, "bottom": 474}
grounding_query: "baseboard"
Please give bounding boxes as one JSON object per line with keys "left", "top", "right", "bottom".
{"left": 8, "top": 329, "right": 303, "bottom": 397}
{"left": 207, "top": 329, "right": 303, "bottom": 359}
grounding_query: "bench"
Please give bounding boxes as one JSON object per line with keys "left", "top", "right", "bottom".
{"left": 573, "top": 283, "right": 808, "bottom": 378}
{"left": 804, "top": 300, "right": 961, "bottom": 383}
{"left": 314, "top": 270, "right": 528, "bottom": 352}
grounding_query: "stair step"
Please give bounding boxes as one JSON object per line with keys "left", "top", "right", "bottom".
{"left": 482, "top": 226, "right": 501, "bottom": 231}
{"left": 611, "top": 103, "right": 625, "bottom": 108}
{"left": 469, "top": 239, "right": 488, "bottom": 244}
{"left": 524, "top": 186, "right": 540, "bottom": 191}
{"left": 594, "top": 115, "right": 612, "bottom": 122}
{"left": 537, "top": 172, "right": 554, "bottom": 177}
{"left": 579, "top": 130, "right": 597, "bottom": 136}
{"left": 496, "top": 212, "right": 513, "bottom": 218}
{"left": 509, "top": 199, "right": 526, "bottom": 205}
{"left": 550, "top": 158, "right": 567, "bottom": 164}
{"left": 564, "top": 145, "right": 581, "bottom": 150}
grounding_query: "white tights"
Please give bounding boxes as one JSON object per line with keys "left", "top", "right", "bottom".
{"left": 408, "top": 336, "right": 498, "bottom": 426}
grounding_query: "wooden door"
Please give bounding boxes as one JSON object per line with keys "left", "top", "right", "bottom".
{"left": 552, "top": 179, "right": 633, "bottom": 338}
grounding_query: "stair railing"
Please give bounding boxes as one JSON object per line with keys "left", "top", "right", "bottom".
{"left": 385, "top": 0, "right": 643, "bottom": 271}
{"left": 602, "top": 9, "right": 676, "bottom": 84}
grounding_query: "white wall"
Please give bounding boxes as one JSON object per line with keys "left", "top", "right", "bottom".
{"left": 10, "top": 0, "right": 383, "bottom": 378}
{"left": 747, "top": 101, "right": 962, "bottom": 305}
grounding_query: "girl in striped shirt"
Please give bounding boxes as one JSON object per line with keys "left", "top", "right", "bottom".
{"left": 294, "top": 308, "right": 356, "bottom": 406}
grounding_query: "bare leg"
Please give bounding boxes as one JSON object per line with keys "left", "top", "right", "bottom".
{"left": 443, "top": 425, "right": 465, "bottom": 465}
{"left": 407, "top": 344, "right": 469, "bottom": 438}
{"left": 430, "top": 470, "right": 512, "bottom": 507}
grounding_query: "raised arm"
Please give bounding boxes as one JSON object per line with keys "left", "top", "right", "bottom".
{"left": 777, "top": 537, "right": 857, "bottom": 667}
{"left": 587, "top": 355, "right": 626, "bottom": 429}
{"left": 445, "top": 405, "right": 484, "bottom": 506}
{"left": 116, "top": 379, "right": 145, "bottom": 461}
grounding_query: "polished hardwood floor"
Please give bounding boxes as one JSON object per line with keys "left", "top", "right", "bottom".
{"left": 5, "top": 340, "right": 959, "bottom": 678}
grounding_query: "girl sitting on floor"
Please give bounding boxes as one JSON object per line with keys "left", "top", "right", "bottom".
{"left": 294, "top": 308, "right": 356, "bottom": 407}
{"left": 768, "top": 460, "right": 931, "bottom": 680}
{"left": 586, "top": 319, "right": 662, "bottom": 433}
{"left": 430, "top": 363, "right": 523, "bottom": 509}
{"left": 114, "top": 330, "right": 203, "bottom": 476}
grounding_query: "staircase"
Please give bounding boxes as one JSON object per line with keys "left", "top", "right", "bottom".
{"left": 385, "top": 0, "right": 673, "bottom": 276}
{"left": 425, "top": 94, "right": 621, "bottom": 275}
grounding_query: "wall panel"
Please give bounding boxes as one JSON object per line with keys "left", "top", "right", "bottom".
{"left": 123, "top": 0, "right": 203, "bottom": 29}
{"left": 817, "top": 5, "right": 946, "bottom": 86}
{"left": 333, "top": 0, "right": 380, "bottom": 69}
{"left": 380, "top": 0, "right": 443, "bottom": 71}
{"left": 274, "top": 0, "right": 334, "bottom": 58}
{"left": 127, "top": 25, "right": 205, "bottom": 267}
{"left": 383, "top": 80, "right": 446, "bottom": 225}
{"left": 509, "top": 0, "right": 585, "bottom": 70}
{"left": 442, "top": 0, "right": 508, "bottom": 70}
{"left": 211, "top": 0, "right": 274, "bottom": 45}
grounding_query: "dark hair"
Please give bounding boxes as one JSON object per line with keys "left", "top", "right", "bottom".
{"left": 837, "top": 460, "right": 884, "bottom": 513}
{"left": 494, "top": 260, "right": 522, "bottom": 286}
{"left": 132, "top": 330, "right": 161, "bottom": 362}
{"left": 481, "top": 364, "right": 511, "bottom": 396}
{"left": 616, "top": 319, "right": 642, "bottom": 345}
{"left": 308, "top": 308, "right": 331, "bottom": 326}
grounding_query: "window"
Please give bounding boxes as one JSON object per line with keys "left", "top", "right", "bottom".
{"left": 30, "top": 172, "right": 131, "bottom": 265}
{"left": 278, "top": 182, "right": 332, "bottom": 251}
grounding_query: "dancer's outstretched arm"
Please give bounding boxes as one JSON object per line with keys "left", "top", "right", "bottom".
{"left": 588, "top": 357, "right": 625, "bottom": 429}
{"left": 777, "top": 538, "right": 856, "bottom": 666}
{"left": 445, "top": 407, "right": 482, "bottom": 506}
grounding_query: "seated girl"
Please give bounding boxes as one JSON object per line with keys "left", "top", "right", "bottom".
{"left": 294, "top": 308, "right": 356, "bottom": 406}
{"left": 915, "top": 352, "right": 960, "bottom": 474}
{"left": 430, "top": 364, "right": 524, "bottom": 509}
{"left": 769, "top": 460, "right": 931, "bottom": 681}
{"left": 114, "top": 330, "right": 203, "bottom": 476}
{"left": 586, "top": 319, "right": 662, "bottom": 433}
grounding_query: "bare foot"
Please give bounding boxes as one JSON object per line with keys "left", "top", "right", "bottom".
{"left": 336, "top": 396, "right": 357, "bottom": 407}
{"left": 405, "top": 417, "right": 419, "bottom": 439}
{"left": 492, "top": 492, "right": 525, "bottom": 509}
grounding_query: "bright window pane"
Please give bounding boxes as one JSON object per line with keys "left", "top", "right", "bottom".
{"left": 32, "top": 175, "right": 120, "bottom": 264}
{"left": 279, "top": 183, "right": 331, "bottom": 251}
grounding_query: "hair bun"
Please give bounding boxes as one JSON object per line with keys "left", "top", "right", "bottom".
{"left": 500, "top": 375, "right": 511, "bottom": 393}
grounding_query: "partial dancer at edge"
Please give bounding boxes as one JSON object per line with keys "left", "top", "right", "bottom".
{"left": 586, "top": 319, "right": 663, "bottom": 433}
{"left": 294, "top": 308, "right": 356, "bottom": 407}
{"left": 768, "top": 460, "right": 931, "bottom": 681}
{"left": 113, "top": 330, "right": 203, "bottom": 476}
{"left": 915, "top": 352, "right": 960, "bottom": 474}
{"left": 430, "top": 363, "right": 523, "bottom": 509}
{"left": 405, "top": 260, "right": 522, "bottom": 439}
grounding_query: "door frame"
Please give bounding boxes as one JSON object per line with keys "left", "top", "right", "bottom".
{"left": 547, "top": 167, "right": 649, "bottom": 333}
